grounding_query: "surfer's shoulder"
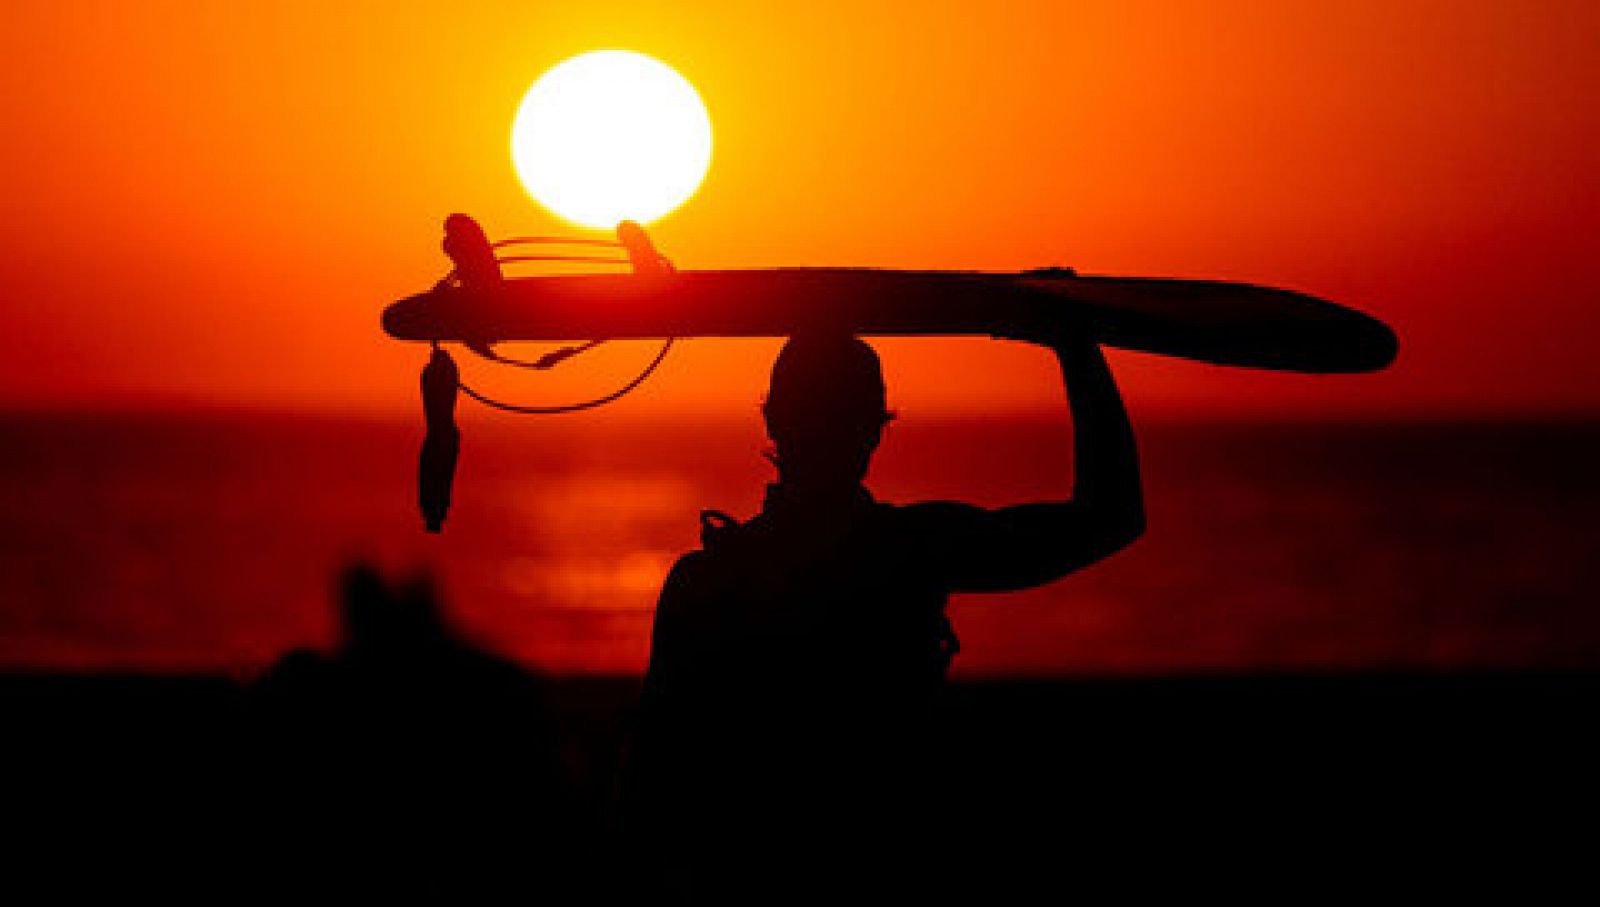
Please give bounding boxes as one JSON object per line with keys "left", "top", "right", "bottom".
{"left": 656, "top": 547, "right": 721, "bottom": 618}
{"left": 696, "top": 507, "right": 750, "bottom": 551}
{"left": 890, "top": 499, "right": 990, "bottom": 532}
{"left": 655, "top": 509, "right": 753, "bottom": 608}
{"left": 668, "top": 508, "right": 759, "bottom": 580}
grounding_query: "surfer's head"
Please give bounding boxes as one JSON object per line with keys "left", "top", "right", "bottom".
{"left": 763, "top": 332, "right": 891, "bottom": 486}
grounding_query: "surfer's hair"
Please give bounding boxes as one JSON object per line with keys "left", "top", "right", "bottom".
{"left": 762, "top": 332, "right": 892, "bottom": 436}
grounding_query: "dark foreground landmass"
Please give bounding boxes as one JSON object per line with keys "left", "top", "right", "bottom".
{"left": 4, "top": 671, "right": 1595, "bottom": 899}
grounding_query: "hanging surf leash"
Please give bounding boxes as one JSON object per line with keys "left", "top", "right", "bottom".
{"left": 416, "top": 214, "right": 678, "bottom": 531}
{"left": 454, "top": 337, "right": 676, "bottom": 415}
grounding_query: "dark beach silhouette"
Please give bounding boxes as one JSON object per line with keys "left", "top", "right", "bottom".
{"left": 613, "top": 330, "right": 1144, "bottom": 897}
{"left": 4, "top": 594, "right": 1592, "bottom": 899}
{"left": 247, "top": 563, "right": 587, "bottom": 897}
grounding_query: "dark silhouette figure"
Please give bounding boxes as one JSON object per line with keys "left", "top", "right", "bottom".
{"left": 615, "top": 330, "right": 1144, "bottom": 898}
{"left": 248, "top": 564, "right": 583, "bottom": 898}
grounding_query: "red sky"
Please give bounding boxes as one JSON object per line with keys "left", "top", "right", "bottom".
{"left": 1, "top": 1, "right": 1597, "bottom": 419}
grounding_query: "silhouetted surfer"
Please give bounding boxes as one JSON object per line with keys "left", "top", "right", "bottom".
{"left": 616, "top": 330, "right": 1144, "bottom": 898}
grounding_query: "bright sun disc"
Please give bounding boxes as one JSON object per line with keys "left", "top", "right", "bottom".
{"left": 511, "top": 50, "right": 712, "bottom": 229}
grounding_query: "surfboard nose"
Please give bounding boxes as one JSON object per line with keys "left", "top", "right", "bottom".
{"left": 1345, "top": 312, "right": 1399, "bottom": 373}
{"left": 1234, "top": 299, "right": 1398, "bottom": 374}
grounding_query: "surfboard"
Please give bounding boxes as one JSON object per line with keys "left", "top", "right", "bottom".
{"left": 384, "top": 268, "right": 1393, "bottom": 374}
{"left": 382, "top": 216, "right": 1397, "bottom": 374}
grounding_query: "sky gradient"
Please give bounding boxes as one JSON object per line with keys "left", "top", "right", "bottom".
{"left": 2, "top": 1, "right": 1596, "bottom": 419}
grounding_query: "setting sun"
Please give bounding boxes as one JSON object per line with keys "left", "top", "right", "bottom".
{"left": 510, "top": 50, "right": 712, "bottom": 230}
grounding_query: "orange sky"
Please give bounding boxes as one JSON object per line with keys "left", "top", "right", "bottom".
{"left": 1, "top": 1, "right": 1596, "bottom": 419}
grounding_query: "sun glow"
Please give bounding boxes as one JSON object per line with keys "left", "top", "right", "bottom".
{"left": 511, "top": 50, "right": 712, "bottom": 229}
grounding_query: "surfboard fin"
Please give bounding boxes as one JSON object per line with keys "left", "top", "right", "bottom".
{"left": 442, "top": 213, "right": 504, "bottom": 289}
{"left": 617, "top": 220, "right": 674, "bottom": 275}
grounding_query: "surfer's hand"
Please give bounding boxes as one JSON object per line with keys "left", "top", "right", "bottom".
{"left": 995, "top": 311, "right": 1091, "bottom": 348}
{"left": 1034, "top": 326, "right": 1096, "bottom": 353}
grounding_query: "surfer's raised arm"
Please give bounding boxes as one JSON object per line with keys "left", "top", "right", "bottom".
{"left": 1056, "top": 334, "right": 1144, "bottom": 537}
{"left": 908, "top": 334, "right": 1144, "bottom": 592}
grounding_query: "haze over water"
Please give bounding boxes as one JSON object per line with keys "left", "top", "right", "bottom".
{"left": 3, "top": 412, "right": 1594, "bottom": 676}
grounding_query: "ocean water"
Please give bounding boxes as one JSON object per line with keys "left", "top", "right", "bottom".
{"left": 0, "top": 412, "right": 1595, "bottom": 675}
